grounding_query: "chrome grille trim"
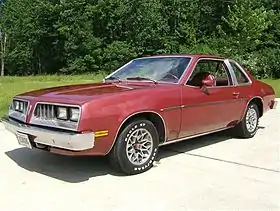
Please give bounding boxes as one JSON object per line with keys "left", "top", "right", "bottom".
{"left": 30, "top": 102, "right": 81, "bottom": 131}
{"left": 35, "top": 104, "right": 56, "bottom": 120}
{"left": 8, "top": 98, "right": 30, "bottom": 122}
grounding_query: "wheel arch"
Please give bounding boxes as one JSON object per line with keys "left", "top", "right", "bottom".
{"left": 245, "top": 96, "right": 264, "bottom": 118}
{"left": 106, "top": 111, "right": 167, "bottom": 155}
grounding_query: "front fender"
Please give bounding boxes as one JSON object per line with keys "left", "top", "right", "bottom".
{"left": 77, "top": 94, "right": 161, "bottom": 155}
{"left": 75, "top": 84, "right": 182, "bottom": 155}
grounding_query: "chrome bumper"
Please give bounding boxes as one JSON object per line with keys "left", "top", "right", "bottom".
{"left": 272, "top": 99, "right": 278, "bottom": 109}
{"left": 1, "top": 117, "right": 94, "bottom": 151}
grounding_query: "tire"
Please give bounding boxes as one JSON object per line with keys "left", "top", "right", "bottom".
{"left": 233, "top": 103, "right": 260, "bottom": 138}
{"left": 109, "top": 119, "right": 159, "bottom": 175}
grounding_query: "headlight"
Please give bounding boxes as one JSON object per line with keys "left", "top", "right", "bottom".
{"left": 70, "top": 108, "right": 80, "bottom": 122}
{"left": 19, "top": 101, "right": 24, "bottom": 111}
{"left": 13, "top": 100, "right": 25, "bottom": 112}
{"left": 14, "top": 101, "right": 20, "bottom": 110}
{"left": 57, "top": 107, "right": 68, "bottom": 120}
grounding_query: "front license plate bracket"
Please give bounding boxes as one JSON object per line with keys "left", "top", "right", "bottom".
{"left": 15, "top": 132, "right": 33, "bottom": 149}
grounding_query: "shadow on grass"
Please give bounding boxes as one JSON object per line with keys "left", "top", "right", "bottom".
{"left": 4, "top": 126, "right": 266, "bottom": 183}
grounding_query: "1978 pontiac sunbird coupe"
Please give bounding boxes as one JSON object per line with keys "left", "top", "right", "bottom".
{"left": 2, "top": 54, "right": 278, "bottom": 175}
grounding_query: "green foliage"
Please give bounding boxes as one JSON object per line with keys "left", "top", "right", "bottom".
{"left": 0, "top": 0, "right": 279, "bottom": 78}
{"left": 101, "top": 41, "right": 138, "bottom": 72}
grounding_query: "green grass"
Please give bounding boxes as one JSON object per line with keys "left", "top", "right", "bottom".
{"left": 0, "top": 75, "right": 279, "bottom": 118}
{"left": 261, "top": 79, "right": 280, "bottom": 97}
{"left": 0, "top": 73, "right": 106, "bottom": 117}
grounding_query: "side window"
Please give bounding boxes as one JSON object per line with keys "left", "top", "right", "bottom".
{"left": 186, "top": 60, "right": 232, "bottom": 87}
{"left": 230, "top": 62, "right": 250, "bottom": 84}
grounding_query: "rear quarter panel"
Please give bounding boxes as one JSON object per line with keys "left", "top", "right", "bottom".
{"left": 238, "top": 69, "right": 275, "bottom": 117}
{"left": 253, "top": 79, "right": 276, "bottom": 113}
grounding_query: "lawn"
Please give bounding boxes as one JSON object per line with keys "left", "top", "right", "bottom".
{"left": 0, "top": 76, "right": 279, "bottom": 117}
{"left": 0, "top": 73, "right": 106, "bottom": 117}
{"left": 261, "top": 79, "right": 280, "bottom": 97}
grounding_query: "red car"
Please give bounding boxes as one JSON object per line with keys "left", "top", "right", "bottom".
{"left": 2, "top": 54, "right": 278, "bottom": 175}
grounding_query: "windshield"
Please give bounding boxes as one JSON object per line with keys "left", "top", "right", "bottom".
{"left": 108, "top": 57, "right": 191, "bottom": 83}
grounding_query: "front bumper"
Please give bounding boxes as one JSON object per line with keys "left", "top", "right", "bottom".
{"left": 270, "top": 99, "right": 278, "bottom": 110}
{"left": 1, "top": 117, "right": 94, "bottom": 151}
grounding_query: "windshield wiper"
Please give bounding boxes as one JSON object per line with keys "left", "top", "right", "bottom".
{"left": 104, "top": 76, "right": 122, "bottom": 82}
{"left": 126, "top": 76, "right": 158, "bottom": 84}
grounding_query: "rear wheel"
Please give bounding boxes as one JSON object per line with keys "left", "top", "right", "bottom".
{"left": 234, "top": 103, "right": 260, "bottom": 138}
{"left": 109, "top": 119, "right": 159, "bottom": 175}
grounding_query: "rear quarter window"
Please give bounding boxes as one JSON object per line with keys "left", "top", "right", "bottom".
{"left": 230, "top": 62, "right": 250, "bottom": 84}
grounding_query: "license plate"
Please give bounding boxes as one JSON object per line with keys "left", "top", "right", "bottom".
{"left": 16, "top": 132, "right": 32, "bottom": 149}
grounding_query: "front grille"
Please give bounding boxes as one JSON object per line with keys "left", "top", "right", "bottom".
{"left": 34, "top": 104, "right": 56, "bottom": 120}
{"left": 30, "top": 103, "right": 80, "bottom": 131}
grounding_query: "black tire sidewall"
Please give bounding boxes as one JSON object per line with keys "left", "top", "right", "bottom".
{"left": 115, "top": 119, "right": 159, "bottom": 175}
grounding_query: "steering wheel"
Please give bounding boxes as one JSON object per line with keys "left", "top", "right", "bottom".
{"left": 165, "top": 72, "right": 179, "bottom": 80}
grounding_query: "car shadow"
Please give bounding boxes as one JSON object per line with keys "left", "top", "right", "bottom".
{"left": 157, "top": 129, "right": 232, "bottom": 160}
{"left": 5, "top": 126, "right": 266, "bottom": 183}
{"left": 158, "top": 125, "right": 266, "bottom": 160}
{"left": 5, "top": 149, "right": 122, "bottom": 183}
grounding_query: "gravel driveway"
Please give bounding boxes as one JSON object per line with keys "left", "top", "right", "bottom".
{"left": 0, "top": 104, "right": 279, "bottom": 211}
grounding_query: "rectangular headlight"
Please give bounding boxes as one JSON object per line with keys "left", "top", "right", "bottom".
{"left": 70, "top": 108, "right": 80, "bottom": 122}
{"left": 57, "top": 107, "right": 68, "bottom": 120}
{"left": 19, "top": 101, "right": 24, "bottom": 111}
{"left": 12, "top": 100, "right": 26, "bottom": 113}
{"left": 14, "top": 101, "right": 20, "bottom": 110}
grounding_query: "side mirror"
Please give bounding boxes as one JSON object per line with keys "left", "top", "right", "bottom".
{"left": 202, "top": 78, "right": 215, "bottom": 87}
{"left": 201, "top": 77, "right": 215, "bottom": 95}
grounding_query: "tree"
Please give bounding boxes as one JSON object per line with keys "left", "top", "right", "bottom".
{"left": 0, "top": 0, "right": 279, "bottom": 78}
{"left": 0, "top": 32, "right": 6, "bottom": 76}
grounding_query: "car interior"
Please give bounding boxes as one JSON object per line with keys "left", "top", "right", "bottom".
{"left": 186, "top": 60, "right": 232, "bottom": 87}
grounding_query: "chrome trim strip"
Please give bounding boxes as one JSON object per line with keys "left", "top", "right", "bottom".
{"left": 185, "top": 84, "right": 233, "bottom": 89}
{"left": 104, "top": 60, "right": 133, "bottom": 82}
{"left": 30, "top": 102, "right": 82, "bottom": 132}
{"left": 135, "top": 55, "right": 194, "bottom": 59}
{"left": 177, "top": 56, "right": 194, "bottom": 84}
{"left": 159, "top": 126, "right": 233, "bottom": 146}
{"left": 181, "top": 98, "right": 245, "bottom": 109}
{"left": 105, "top": 110, "right": 167, "bottom": 155}
{"left": 2, "top": 117, "right": 94, "bottom": 151}
{"left": 160, "top": 98, "right": 245, "bottom": 113}
{"left": 160, "top": 98, "right": 245, "bottom": 111}
{"left": 224, "top": 59, "right": 237, "bottom": 85}
{"left": 160, "top": 105, "right": 182, "bottom": 112}
{"left": 114, "top": 84, "right": 134, "bottom": 89}
{"left": 160, "top": 94, "right": 246, "bottom": 112}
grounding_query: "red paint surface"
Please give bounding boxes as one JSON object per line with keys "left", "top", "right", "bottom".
{"left": 14, "top": 54, "right": 276, "bottom": 156}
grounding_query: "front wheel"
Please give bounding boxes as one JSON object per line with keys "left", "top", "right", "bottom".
{"left": 233, "top": 103, "right": 260, "bottom": 138}
{"left": 109, "top": 119, "right": 159, "bottom": 175}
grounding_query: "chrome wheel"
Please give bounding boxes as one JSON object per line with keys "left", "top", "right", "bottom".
{"left": 126, "top": 128, "right": 153, "bottom": 166}
{"left": 246, "top": 107, "right": 258, "bottom": 133}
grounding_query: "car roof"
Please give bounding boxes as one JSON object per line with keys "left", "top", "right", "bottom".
{"left": 137, "top": 53, "right": 226, "bottom": 60}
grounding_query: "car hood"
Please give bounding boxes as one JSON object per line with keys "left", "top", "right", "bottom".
{"left": 16, "top": 82, "right": 155, "bottom": 104}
